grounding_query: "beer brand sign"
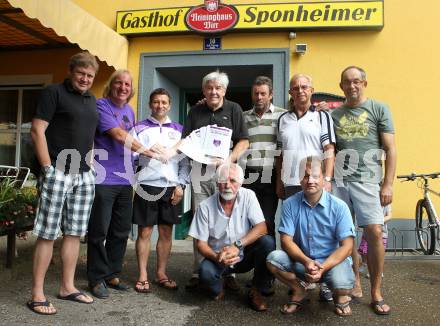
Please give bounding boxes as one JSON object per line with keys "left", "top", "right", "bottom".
{"left": 185, "top": 1, "right": 238, "bottom": 33}
{"left": 116, "top": 1, "right": 384, "bottom": 35}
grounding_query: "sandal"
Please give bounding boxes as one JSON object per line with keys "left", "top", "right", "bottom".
{"left": 280, "top": 298, "right": 309, "bottom": 314}
{"left": 371, "top": 300, "right": 391, "bottom": 315}
{"left": 334, "top": 301, "right": 352, "bottom": 317}
{"left": 57, "top": 292, "right": 93, "bottom": 304}
{"left": 27, "top": 300, "right": 57, "bottom": 315}
{"left": 155, "top": 278, "right": 178, "bottom": 290}
{"left": 349, "top": 294, "right": 362, "bottom": 304}
{"left": 135, "top": 280, "right": 151, "bottom": 293}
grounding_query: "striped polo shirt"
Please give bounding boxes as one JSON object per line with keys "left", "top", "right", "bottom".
{"left": 243, "top": 104, "right": 286, "bottom": 170}
{"left": 277, "top": 105, "right": 336, "bottom": 186}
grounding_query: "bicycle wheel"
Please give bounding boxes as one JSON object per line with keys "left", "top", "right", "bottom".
{"left": 415, "top": 199, "right": 436, "bottom": 255}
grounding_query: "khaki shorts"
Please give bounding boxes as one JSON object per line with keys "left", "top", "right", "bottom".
{"left": 331, "top": 181, "right": 384, "bottom": 227}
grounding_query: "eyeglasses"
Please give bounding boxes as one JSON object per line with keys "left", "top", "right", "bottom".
{"left": 290, "top": 85, "right": 312, "bottom": 92}
{"left": 342, "top": 79, "right": 364, "bottom": 86}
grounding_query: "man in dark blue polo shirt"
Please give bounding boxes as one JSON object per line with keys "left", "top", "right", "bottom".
{"left": 27, "top": 52, "right": 99, "bottom": 315}
{"left": 183, "top": 71, "right": 249, "bottom": 290}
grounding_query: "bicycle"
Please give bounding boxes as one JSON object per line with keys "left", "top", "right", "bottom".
{"left": 397, "top": 172, "right": 440, "bottom": 255}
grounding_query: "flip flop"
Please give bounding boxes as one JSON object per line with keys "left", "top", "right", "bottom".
{"left": 334, "top": 301, "right": 352, "bottom": 317}
{"left": 349, "top": 294, "right": 362, "bottom": 304}
{"left": 57, "top": 292, "right": 94, "bottom": 304}
{"left": 280, "top": 298, "right": 309, "bottom": 314}
{"left": 155, "top": 278, "right": 178, "bottom": 290}
{"left": 371, "top": 300, "right": 391, "bottom": 315}
{"left": 27, "top": 300, "right": 57, "bottom": 315}
{"left": 135, "top": 280, "right": 151, "bottom": 293}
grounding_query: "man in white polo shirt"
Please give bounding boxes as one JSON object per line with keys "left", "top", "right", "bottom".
{"left": 276, "top": 74, "right": 336, "bottom": 199}
{"left": 275, "top": 73, "right": 336, "bottom": 301}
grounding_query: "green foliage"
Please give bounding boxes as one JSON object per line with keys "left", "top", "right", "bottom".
{"left": 0, "top": 178, "right": 38, "bottom": 231}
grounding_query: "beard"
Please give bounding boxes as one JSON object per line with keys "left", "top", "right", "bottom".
{"left": 220, "top": 190, "right": 236, "bottom": 201}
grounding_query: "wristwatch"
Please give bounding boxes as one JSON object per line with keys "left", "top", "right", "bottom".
{"left": 324, "top": 176, "right": 332, "bottom": 182}
{"left": 234, "top": 239, "right": 243, "bottom": 250}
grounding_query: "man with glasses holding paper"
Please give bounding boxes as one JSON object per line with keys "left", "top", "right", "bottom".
{"left": 183, "top": 71, "right": 249, "bottom": 291}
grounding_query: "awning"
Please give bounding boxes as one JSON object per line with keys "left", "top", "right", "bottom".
{"left": 5, "top": 0, "right": 128, "bottom": 69}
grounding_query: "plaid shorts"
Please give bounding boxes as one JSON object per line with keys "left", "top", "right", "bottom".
{"left": 33, "top": 166, "right": 95, "bottom": 240}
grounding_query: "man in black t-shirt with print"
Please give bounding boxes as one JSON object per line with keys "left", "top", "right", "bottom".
{"left": 27, "top": 52, "right": 99, "bottom": 315}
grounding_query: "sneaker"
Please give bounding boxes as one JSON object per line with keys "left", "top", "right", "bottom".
{"left": 90, "top": 282, "right": 109, "bottom": 299}
{"left": 319, "top": 283, "right": 333, "bottom": 302}
{"left": 106, "top": 278, "right": 129, "bottom": 291}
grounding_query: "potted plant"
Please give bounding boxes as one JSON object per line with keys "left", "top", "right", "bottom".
{"left": 0, "top": 178, "right": 38, "bottom": 235}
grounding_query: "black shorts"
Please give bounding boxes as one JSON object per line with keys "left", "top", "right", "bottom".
{"left": 132, "top": 185, "right": 179, "bottom": 226}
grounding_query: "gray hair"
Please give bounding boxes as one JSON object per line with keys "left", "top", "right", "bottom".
{"left": 202, "top": 71, "right": 229, "bottom": 90}
{"left": 216, "top": 163, "right": 244, "bottom": 184}
{"left": 290, "top": 74, "right": 313, "bottom": 87}
{"left": 340, "top": 66, "right": 367, "bottom": 81}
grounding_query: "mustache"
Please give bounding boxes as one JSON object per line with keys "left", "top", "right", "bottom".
{"left": 221, "top": 189, "right": 234, "bottom": 194}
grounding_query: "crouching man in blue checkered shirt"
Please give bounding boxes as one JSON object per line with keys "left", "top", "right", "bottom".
{"left": 27, "top": 52, "right": 100, "bottom": 315}
{"left": 266, "top": 156, "right": 356, "bottom": 317}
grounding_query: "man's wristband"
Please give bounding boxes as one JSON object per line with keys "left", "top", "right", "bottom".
{"left": 324, "top": 176, "right": 332, "bottom": 182}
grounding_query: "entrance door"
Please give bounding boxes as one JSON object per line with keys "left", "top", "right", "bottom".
{"left": 139, "top": 49, "right": 289, "bottom": 239}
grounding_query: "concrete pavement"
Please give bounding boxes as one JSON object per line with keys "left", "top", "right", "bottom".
{"left": 0, "top": 235, "right": 439, "bottom": 325}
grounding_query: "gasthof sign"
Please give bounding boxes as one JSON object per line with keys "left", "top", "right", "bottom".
{"left": 116, "top": 1, "right": 384, "bottom": 35}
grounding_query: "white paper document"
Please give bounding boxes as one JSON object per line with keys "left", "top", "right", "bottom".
{"left": 179, "top": 125, "right": 232, "bottom": 164}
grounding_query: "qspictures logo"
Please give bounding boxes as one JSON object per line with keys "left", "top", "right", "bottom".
{"left": 116, "top": 1, "right": 384, "bottom": 35}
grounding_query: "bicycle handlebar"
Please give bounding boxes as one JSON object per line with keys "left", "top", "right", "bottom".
{"left": 397, "top": 172, "right": 440, "bottom": 181}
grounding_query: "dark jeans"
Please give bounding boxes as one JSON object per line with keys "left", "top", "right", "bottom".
{"left": 87, "top": 185, "right": 133, "bottom": 286}
{"left": 243, "top": 168, "right": 278, "bottom": 237}
{"left": 199, "top": 235, "right": 275, "bottom": 295}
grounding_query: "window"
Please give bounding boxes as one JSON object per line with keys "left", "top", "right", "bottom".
{"left": 0, "top": 87, "right": 42, "bottom": 172}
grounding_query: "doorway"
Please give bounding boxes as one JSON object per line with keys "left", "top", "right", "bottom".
{"left": 139, "top": 49, "right": 289, "bottom": 120}
{"left": 138, "top": 49, "right": 289, "bottom": 239}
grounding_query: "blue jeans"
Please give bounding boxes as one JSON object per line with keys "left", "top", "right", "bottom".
{"left": 266, "top": 250, "right": 355, "bottom": 290}
{"left": 199, "top": 235, "right": 275, "bottom": 295}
